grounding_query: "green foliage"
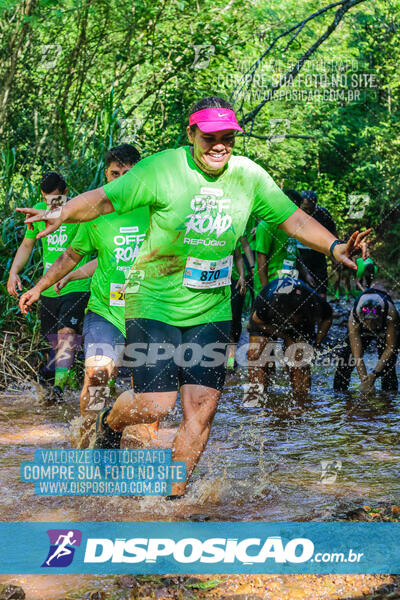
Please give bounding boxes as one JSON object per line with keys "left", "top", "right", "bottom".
{"left": 0, "top": 0, "right": 399, "bottom": 326}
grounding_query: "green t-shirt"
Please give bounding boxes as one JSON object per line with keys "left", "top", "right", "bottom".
{"left": 255, "top": 220, "right": 298, "bottom": 295}
{"left": 103, "top": 146, "right": 297, "bottom": 327}
{"left": 356, "top": 257, "right": 377, "bottom": 279}
{"left": 24, "top": 201, "right": 91, "bottom": 298}
{"left": 70, "top": 209, "right": 150, "bottom": 336}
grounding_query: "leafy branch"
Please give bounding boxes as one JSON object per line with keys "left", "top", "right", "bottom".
{"left": 231, "top": 0, "right": 369, "bottom": 134}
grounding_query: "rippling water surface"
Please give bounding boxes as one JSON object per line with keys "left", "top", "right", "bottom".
{"left": 0, "top": 302, "right": 399, "bottom": 596}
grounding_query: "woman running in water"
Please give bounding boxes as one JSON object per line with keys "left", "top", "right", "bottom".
{"left": 18, "top": 96, "right": 369, "bottom": 498}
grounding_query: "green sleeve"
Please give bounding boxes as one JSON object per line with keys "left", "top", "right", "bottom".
{"left": 252, "top": 166, "right": 297, "bottom": 225}
{"left": 24, "top": 223, "right": 38, "bottom": 239}
{"left": 255, "top": 221, "right": 274, "bottom": 255}
{"left": 23, "top": 201, "right": 43, "bottom": 239}
{"left": 70, "top": 222, "right": 94, "bottom": 256}
{"left": 103, "top": 155, "right": 159, "bottom": 214}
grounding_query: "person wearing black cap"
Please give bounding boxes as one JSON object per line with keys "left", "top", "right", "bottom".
{"left": 334, "top": 289, "right": 399, "bottom": 392}
{"left": 296, "top": 190, "right": 338, "bottom": 299}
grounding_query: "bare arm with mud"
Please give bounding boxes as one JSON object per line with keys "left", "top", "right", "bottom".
{"left": 19, "top": 247, "right": 84, "bottom": 314}
{"left": 17, "top": 188, "right": 114, "bottom": 239}
{"left": 348, "top": 311, "right": 367, "bottom": 383}
{"left": 7, "top": 237, "right": 36, "bottom": 297}
{"left": 54, "top": 259, "right": 97, "bottom": 294}
{"left": 372, "top": 304, "right": 398, "bottom": 376}
{"left": 234, "top": 246, "right": 246, "bottom": 295}
{"left": 280, "top": 209, "right": 370, "bottom": 270}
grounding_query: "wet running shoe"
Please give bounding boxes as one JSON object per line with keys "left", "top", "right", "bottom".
{"left": 165, "top": 494, "right": 185, "bottom": 501}
{"left": 94, "top": 407, "right": 122, "bottom": 449}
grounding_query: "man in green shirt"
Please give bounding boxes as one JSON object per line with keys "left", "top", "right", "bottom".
{"left": 252, "top": 191, "right": 303, "bottom": 384}
{"left": 7, "top": 172, "right": 91, "bottom": 400}
{"left": 255, "top": 220, "right": 299, "bottom": 289}
{"left": 254, "top": 189, "right": 307, "bottom": 295}
{"left": 18, "top": 96, "right": 369, "bottom": 498}
{"left": 227, "top": 233, "right": 254, "bottom": 370}
{"left": 18, "top": 146, "right": 149, "bottom": 446}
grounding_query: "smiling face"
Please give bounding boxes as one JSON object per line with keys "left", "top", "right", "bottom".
{"left": 105, "top": 160, "right": 132, "bottom": 182}
{"left": 186, "top": 126, "right": 236, "bottom": 175}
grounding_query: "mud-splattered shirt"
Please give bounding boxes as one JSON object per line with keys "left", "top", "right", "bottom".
{"left": 70, "top": 209, "right": 149, "bottom": 335}
{"left": 103, "top": 146, "right": 297, "bottom": 326}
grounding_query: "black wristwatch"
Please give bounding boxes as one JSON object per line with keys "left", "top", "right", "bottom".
{"left": 329, "top": 239, "right": 346, "bottom": 258}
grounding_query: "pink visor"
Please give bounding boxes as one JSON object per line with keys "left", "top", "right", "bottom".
{"left": 189, "top": 108, "right": 243, "bottom": 133}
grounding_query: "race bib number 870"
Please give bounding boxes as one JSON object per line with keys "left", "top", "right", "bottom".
{"left": 183, "top": 256, "right": 232, "bottom": 289}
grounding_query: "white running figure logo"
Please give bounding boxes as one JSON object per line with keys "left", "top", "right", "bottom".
{"left": 46, "top": 531, "right": 77, "bottom": 565}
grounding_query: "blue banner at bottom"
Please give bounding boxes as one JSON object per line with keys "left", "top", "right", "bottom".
{"left": 0, "top": 522, "right": 399, "bottom": 574}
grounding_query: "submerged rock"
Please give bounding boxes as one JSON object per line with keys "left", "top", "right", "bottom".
{"left": 0, "top": 585, "right": 25, "bottom": 600}
{"left": 332, "top": 501, "right": 400, "bottom": 522}
{"left": 114, "top": 574, "right": 139, "bottom": 589}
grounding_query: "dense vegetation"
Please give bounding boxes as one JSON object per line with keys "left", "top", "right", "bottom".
{"left": 1, "top": 0, "right": 399, "bottom": 336}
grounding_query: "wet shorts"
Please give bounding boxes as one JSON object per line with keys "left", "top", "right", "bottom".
{"left": 83, "top": 311, "right": 125, "bottom": 364}
{"left": 125, "top": 318, "right": 231, "bottom": 392}
{"left": 40, "top": 292, "right": 90, "bottom": 337}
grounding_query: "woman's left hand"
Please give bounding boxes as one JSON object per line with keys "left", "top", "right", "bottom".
{"left": 333, "top": 229, "right": 371, "bottom": 270}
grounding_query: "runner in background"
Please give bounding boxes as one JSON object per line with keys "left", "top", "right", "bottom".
{"left": 242, "top": 215, "right": 257, "bottom": 305}
{"left": 255, "top": 190, "right": 302, "bottom": 288}
{"left": 333, "top": 256, "right": 377, "bottom": 301}
{"left": 227, "top": 241, "right": 250, "bottom": 370}
{"left": 248, "top": 277, "right": 333, "bottom": 398}
{"left": 18, "top": 96, "right": 370, "bottom": 497}
{"left": 355, "top": 256, "right": 377, "bottom": 291}
{"left": 252, "top": 189, "right": 314, "bottom": 381}
{"left": 296, "top": 190, "right": 338, "bottom": 299}
{"left": 19, "top": 145, "right": 150, "bottom": 446}
{"left": 334, "top": 289, "right": 398, "bottom": 392}
{"left": 333, "top": 263, "right": 352, "bottom": 302}
{"left": 253, "top": 189, "right": 314, "bottom": 296}
{"left": 7, "top": 172, "right": 91, "bottom": 401}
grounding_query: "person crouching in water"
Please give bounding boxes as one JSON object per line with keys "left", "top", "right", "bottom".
{"left": 247, "top": 276, "right": 333, "bottom": 399}
{"left": 334, "top": 289, "right": 399, "bottom": 393}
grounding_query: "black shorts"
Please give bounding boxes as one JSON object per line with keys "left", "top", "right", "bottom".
{"left": 40, "top": 292, "right": 90, "bottom": 337}
{"left": 125, "top": 318, "right": 231, "bottom": 392}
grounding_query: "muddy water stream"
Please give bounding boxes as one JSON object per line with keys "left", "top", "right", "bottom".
{"left": 0, "top": 302, "right": 399, "bottom": 598}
